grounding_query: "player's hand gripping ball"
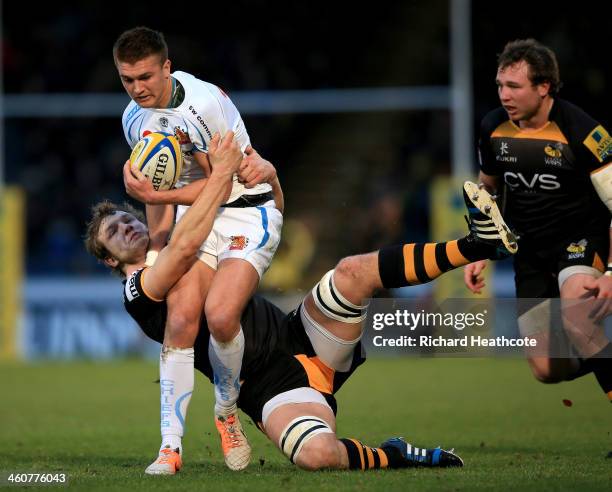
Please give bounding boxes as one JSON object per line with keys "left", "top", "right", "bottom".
{"left": 129, "top": 132, "right": 183, "bottom": 191}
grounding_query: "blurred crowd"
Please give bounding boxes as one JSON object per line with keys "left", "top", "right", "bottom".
{"left": 2, "top": 1, "right": 609, "bottom": 287}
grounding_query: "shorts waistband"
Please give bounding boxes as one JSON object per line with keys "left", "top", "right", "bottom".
{"left": 222, "top": 191, "right": 274, "bottom": 208}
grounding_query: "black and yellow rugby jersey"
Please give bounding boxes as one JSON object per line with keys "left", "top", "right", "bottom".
{"left": 123, "top": 268, "right": 365, "bottom": 422}
{"left": 478, "top": 99, "right": 611, "bottom": 244}
{"left": 124, "top": 267, "right": 290, "bottom": 383}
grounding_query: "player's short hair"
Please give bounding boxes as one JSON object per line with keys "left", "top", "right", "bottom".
{"left": 113, "top": 26, "right": 168, "bottom": 65}
{"left": 84, "top": 200, "right": 145, "bottom": 276}
{"left": 497, "top": 39, "right": 562, "bottom": 95}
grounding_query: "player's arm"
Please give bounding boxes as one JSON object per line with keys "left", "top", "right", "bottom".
{"left": 144, "top": 203, "right": 175, "bottom": 265}
{"left": 577, "top": 118, "right": 612, "bottom": 305}
{"left": 465, "top": 118, "right": 503, "bottom": 293}
{"left": 478, "top": 171, "right": 501, "bottom": 195}
{"left": 238, "top": 145, "right": 284, "bottom": 213}
{"left": 124, "top": 146, "right": 283, "bottom": 209}
{"left": 269, "top": 175, "right": 284, "bottom": 214}
{"left": 587, "top": 163, "right": 612, "bottom": 305}
{"left": 578, "top": 117, "right": 612, "bottom": 214}
{"left": 475, "top": 113, "right": 503, "bottom": 195}
{"left": 125, "top": 177, "right": 210, "bottom": 206}
{"left": 590, "top": 161, "right": 612, "bottom": 264}
{"left": 140, "top": 132, "right": 241, "bottom": 299}
{"left": 590, "top": 160, "right": 612, "bottom": 222}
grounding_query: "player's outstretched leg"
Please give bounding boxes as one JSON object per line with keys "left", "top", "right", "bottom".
{"left": 206, "top": 258, "right": 259, "bottom": 471}
{"left": 463, "top": 181, "right": 518, "bottom": 258}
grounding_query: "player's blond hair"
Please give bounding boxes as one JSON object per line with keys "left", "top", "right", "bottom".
{"left": 84, "top": 200, "right": 145, "bottom": 276}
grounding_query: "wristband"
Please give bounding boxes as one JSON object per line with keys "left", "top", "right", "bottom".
{"left": 145, "top": 250, "right": 159, "bottom": 266}
{"left": 605, "top": 263, "right": 612, "bottom": 277}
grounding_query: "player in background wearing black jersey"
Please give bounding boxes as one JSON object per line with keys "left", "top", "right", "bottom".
{"left": 464, "top": 39, "right": 612, "bottom": 401}
{"left": 86, "top": 131, "right": 519, "bottom": 473}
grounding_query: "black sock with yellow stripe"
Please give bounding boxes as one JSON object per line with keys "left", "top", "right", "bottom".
{"left": 339, "top": 438, "right": 391, "bottom": 470}
{"left": 378, "top": 236, "right": 489, "bottom": 288}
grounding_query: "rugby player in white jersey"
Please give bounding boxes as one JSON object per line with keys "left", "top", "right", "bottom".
{"left": 113, "top": 26, "right": 283, "bottom": 471}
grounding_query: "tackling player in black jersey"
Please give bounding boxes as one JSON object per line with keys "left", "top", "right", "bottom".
{"left": 86, "top": 134, "right": 519, "bottom": 473}
{"left": 464, "top": 39, "right": 612, "bottom": 401}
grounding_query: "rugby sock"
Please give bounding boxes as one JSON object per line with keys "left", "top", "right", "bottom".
{"left": 339, "top": 439, "right": 390, "bottom": 470}
{"left": 159, "top": 346, "right": 194, "bottom": 454}
{"left": 378, "top": 237, "right": 484, "bottom": 288}
{"left": 209, "top": 327, "right": 245, "bottom": 416}
{"left": 587, "top": 344, "right": 612, "bottom": 402}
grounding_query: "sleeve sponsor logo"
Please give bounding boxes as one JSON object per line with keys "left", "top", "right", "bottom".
{"left": 583, "top": 125, "right": 612, "bottom": 163}
{"left": 124, "top": 271, "right": 141, "bottom": 302}
{"left": 188, "top": 105, "right": 213, "bottom": 139}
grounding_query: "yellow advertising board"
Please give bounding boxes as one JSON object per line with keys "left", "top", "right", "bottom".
{"left": 0, "top": 187, "right": 24, "bottom": 360}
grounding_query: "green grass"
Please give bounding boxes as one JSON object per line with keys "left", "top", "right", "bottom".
{"left": 1, "top": 358, "right": 610, "bottom": 491}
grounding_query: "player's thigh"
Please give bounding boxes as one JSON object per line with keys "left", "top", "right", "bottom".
{"left": 216, "top": 205, "right": 283, "bottom": 278}
{"left": 205, "top": 258, "right": 260, "bottom": 325}
{"left": 302, "top": 293, "right": 363, "bottom": 342}
{"left": 514, "top": 258, "right": 568, "bottom": 380}
{"left": 164, "top": 261, "right": 215, "bottom": 341}
{"left": 559, "top": 271, "right": 608, "bottom": 357}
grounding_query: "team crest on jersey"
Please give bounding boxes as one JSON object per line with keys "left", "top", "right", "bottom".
{"left": 583, "top": 125, "right": 612, "bottom": 163}
{"left": 544, "top": 143, "right": 564, "bottom": 167}
{"left": 544, "top": 143, "right": 562, "bottom": 158}
{"left": 229, "top": 236, "right": 249, "bottom": 251}
{"left": 159, "top": 117, "right": 169, "bottom": 128}
{"left": 566, "top": 239, "right": 587, "bottom": 259}
{"left": 174, "top": 127, "right": 191, "bottom": 144}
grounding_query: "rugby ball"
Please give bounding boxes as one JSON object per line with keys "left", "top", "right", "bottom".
{"left": 129, "top": 132, "right": 182, "bottom": 191}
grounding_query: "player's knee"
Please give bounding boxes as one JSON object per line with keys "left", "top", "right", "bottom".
{"left": 205, "top": 302, "right": 240, "bottom": 342}
{"left": 278, "top": 416, "right": 337, "bottom": 470}
{"left": 295, "top": 436, "right": 341, "bottom": 471}
{"left": 165, "top": 309, "right": 200, "bottom": 347}
{"left": 335, "top": 255, "right": 366, "bottom": 284}
{"left": 529, "top": 362, "right": 565, "bottom": 384}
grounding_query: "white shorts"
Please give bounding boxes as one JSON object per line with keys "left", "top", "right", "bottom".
{"left": 300, "top": 302, "right": 361, "bottom": 372}
{"left": 176, "top": 200, "right": 282, "bottom": 278}
{"left": 261, "top": 387, "right": 332, "bottom": 429}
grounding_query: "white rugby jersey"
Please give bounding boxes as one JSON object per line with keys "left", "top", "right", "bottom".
{"left": 122, "top": 71, "right": 271, "bottom": 203}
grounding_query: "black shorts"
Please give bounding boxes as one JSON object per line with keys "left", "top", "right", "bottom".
{"left": 237, "top": 308, "right": 366, "bottom": 427}
{"left": 514, "top": 233, "right": 608, "bottom": 300}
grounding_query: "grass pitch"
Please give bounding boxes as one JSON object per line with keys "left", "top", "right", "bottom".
{"left": 1, "top": 358, "right": 610, "bottom": 491}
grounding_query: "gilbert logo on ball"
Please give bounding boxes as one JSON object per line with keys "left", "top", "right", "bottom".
{"left": 130, "top": 132, "right": 183, "bottom": 191}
